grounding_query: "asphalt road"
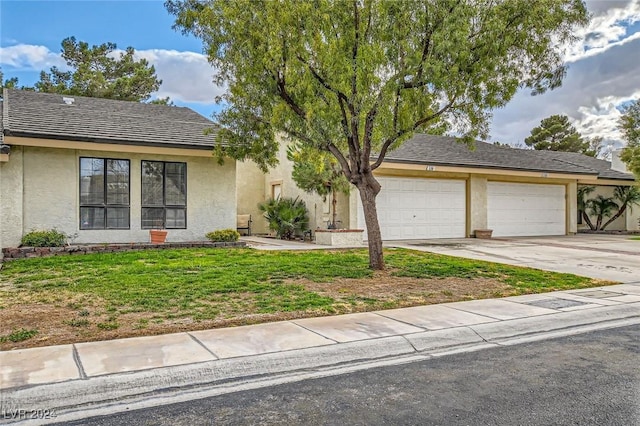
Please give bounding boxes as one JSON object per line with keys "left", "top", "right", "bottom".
{"left": 62, "top": 325, "right": 640, "bottom": 426}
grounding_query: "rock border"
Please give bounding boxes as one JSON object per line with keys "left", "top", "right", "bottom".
{"left": 1, "top": 241, "right": 246, "bottom": 260}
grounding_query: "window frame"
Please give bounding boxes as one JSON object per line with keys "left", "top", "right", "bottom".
{"left": 79, "top": 157, "right": 131, "bottom": 230}
{"left": 141, "top": 160, "right": 188, "bottom": 229}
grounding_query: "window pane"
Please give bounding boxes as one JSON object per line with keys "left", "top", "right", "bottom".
{"left": 142, "top": 207, "right": 164, "bottom": 229}
{"left": 165, "top": 208, "right": 186, "bottom": 229}
{"left": 80, "top": 158, "right": 104, "bottom": 205}
{"left": 141, "top": 161, "right": 164, "bottom": 206}
{"left": 106, "top": 160, "right": 130, "bottom": 205}
{"left": 80, "top": 207, "right": 105, "bottom": 230}
{"left": 165, "top": 163, "right": 186, "bottom": 206}
{"left": 106, "top": 207, "right": 130, "bottom": 229}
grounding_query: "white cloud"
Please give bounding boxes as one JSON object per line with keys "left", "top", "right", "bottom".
{"left": 490, "top": 2, "right": 640, "bottom": 150}
{"left": 0, "top": 43, "right": 66, "bottom": 70}
{"left": 133, "top": 49, "right": 224, "bottom": 104}
{"left": 565, "top": 0, "right": 640, "bottom": 62}
{"left": 0, "top": 43, "right": 223, "bottom": 104}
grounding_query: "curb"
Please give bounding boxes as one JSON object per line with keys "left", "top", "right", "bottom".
{"left": 2, "top": 303, "right": 639, "bottom": 424}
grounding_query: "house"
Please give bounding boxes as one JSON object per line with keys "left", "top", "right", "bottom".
{"left": 0, "top": 89, "right": 235, "bottom": 250}
{"left": 238, "top": 134, "right": 639, "bottom": 239}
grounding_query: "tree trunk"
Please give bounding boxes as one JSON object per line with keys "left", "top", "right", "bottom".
{"left": 332, "top": 189, "right": 338, "bottom": 228}
{"left": 582, "top": 211, "right": 596, "bottom": 230}
{"left": 356, "top": 173, "right": 384, "bottom": 270}
{"left": 595, "top": 214, "right": 603, "bottom": 230}
{"left": 601, "top": 206, "right": 626, "bottom": 231}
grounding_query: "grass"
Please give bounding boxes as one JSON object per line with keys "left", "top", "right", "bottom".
{"left": 630, "top": 236, "right": 640, "bottom": 240}
{"left": 0, "top": 247, "right": 610, "bottom": 349}
{"left": 0, "top": 328, "right": 39, "bottom": 343}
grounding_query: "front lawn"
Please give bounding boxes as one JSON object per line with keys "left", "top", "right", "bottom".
{"left": 0, "top": 248, "right": 611, "bottom": 349}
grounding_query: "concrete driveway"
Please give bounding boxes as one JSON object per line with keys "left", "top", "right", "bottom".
{"left": 388, "top": 234, "right": 640, "bottom": 283}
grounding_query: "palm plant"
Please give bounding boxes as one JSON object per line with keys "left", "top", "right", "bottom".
{"left": 577, "top": 185, "right": 596, "bottom": 230}
{"left": 600, "top": 185, "right": 640, "bottom": 230}
{"left": 586, "top": 195, "right": 619, "bottom": 231}
{"left": 258, "top": 196, "right": 310, "bottom": 240}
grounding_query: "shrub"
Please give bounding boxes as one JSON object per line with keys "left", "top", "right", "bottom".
{"left": 206, "top": 229, "right": 240, "bottom": 242}
{"left": 258, "top": 196, "right": 309, "bottom": 240}
{"left": 20, "top": 229, "right": 67, "bottom": 247}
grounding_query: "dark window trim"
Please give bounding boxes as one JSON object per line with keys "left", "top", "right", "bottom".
{"left": 79, "top": 157, "right": 131, "bottom": 230}
{"left": 141, "top": 160, "right": 187, "bottom": 229}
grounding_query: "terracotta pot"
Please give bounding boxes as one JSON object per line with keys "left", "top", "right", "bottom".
{"left": 474, "top": 229, "right": 493, "bottom": 239}
{"left": 149, "top": 230, "right": 168, "bottom": 244}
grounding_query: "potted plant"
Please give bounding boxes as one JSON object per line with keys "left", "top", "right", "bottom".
{"left": 149, "top": 219, "right": 167, "bottom": 244}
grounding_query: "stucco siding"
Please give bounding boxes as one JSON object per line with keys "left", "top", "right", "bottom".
{"left": 468, "top": 176, "right": 488, "bottom": 236}
{"left": 261, "top": 140, "right": 351, "bottom": 233}
{"left": 2, "top": 146, "right": 235, "bottom": 247}
{"left": 0, "top": 146, "right": 25, "bottom": 249}
{"left": 579, "top": 185, "right": 628, "bottom": 231}
{"left": 236, "top": 160, "right": 268, "bottom": 234}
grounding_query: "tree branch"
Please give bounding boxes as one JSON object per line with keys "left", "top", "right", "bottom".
{"left": 371, "top": 95, "right": 457, "bottom": 170}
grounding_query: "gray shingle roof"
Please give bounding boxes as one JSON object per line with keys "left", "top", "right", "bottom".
{"left": 384, "top": 134, "right": 635, "bottom": 181}
{"left": 1, "top": 89, "right": 219, "bottom": 150}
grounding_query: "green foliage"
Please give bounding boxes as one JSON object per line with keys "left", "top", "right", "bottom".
{"left": 206, "top": 229, "right": 240, "bottom": 242}
{"left": 287, "top": 142, "right": 350, "bottom": 199}
{"left": 586, "top": 195, "right": 619, "bottom": 230}
{"left": 65, "top": 318, "right": 90, "bottom": 328}
{"left": 97, "top": 321, "right": 119, "bottom": 330}
{"left": 258, "top": 197, "right": 310, "bottom": 239}
{"left": 149, "top": 96, "right": 175, "bottom": 106}
{"left": 577, "top": 185, "right": 596, "bottom": 230}
{"left": 619, "top": 99, "right": 640, "bottom": 180}
{"left": 287, "top": 141, "right": 350, "bottom": 226}
{"left": 525, "top": 114, "right": 596, "bottom": 156}
{"left": 34, "top": 36, "right": 161, "bottom": 101}
{"left": 20, "top": 229, "right": 67, "bottom": 247}
{"left": 168, "top": 0, "right": 589, "bottom": 268}
{"left": 600, "top": 185, "right": 640, "bottom": 230}
{"left": 0, "top": 328, "right": 39, "bottom": 343}
{"left": 0, "top": 68, "right": 19, "bottom": 90}
{"left": 167, "top": 0, "right": 588, "bottom": 168}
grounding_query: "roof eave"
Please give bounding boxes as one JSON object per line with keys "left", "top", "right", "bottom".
{"left": 3, "top": 130, "right": 219, "bottom": 151}
{"left": 379, "top": 158, "right": 597, "bottom": 176}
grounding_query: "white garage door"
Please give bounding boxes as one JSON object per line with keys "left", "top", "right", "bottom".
{"left": 487, "top": 182, "right": 566, "bottom": 237}
{"left": 357, "top": 177, "right": 466, "bottom": 240}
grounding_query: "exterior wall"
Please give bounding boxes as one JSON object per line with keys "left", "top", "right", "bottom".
{"left": 467, "top": 176, "right": 488, "bottom": 236}
{"left": 627, "top": 203, "right": 640, "bottom": 231}
{"left": 0, "top": 146, "right": 25, "bottom": 249}
{"left": 611, "top": 150, "right": 629, "bottom": 173}
{"left": 236, "top": 160, "right": 268, "bottom": 234}
{"left": 579, "top": 185, "right": 627, "bottom": 231}
{"left": 234, "top": 139, "right": 637, "bottom": 238}
{"left": 566, "top": 182, "right": 578, "bottom": 234}
{"left": 1, "top": 146, "right": 235, "bottom": 248}
{"left": 262, "top": 140, "right": 350, "bottom": 233}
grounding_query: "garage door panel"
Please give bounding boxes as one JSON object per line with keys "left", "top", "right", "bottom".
{"left": 357, "top": 177, "right": 466, "bottom": 240}
{"left": 488, "top": 182, "right": 565, "bottom": 237}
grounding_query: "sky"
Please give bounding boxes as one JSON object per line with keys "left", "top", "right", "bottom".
{"left": 1, "top": 0, "right": 639, "bottom": 152}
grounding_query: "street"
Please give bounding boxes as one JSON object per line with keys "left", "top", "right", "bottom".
{"left": 61, "top": 324, "right": 640, "bottom": 426}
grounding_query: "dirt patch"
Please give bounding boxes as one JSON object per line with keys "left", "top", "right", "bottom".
{"left": 0, "top": 271, "right": 521, "bottom": 351}
{"left": 300, "top": 270, "right": 517, "bottom": 306}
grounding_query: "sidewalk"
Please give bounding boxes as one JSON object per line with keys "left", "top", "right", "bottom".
{"left": 1, "top": 282, "right": 639, "bottom": 423}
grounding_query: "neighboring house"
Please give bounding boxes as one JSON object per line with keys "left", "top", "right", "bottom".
{"left": 0, "top": 89, "right": 235, "bottom": 250}
{"left": 239, "top": 134, "right": 639, "bottom": 239}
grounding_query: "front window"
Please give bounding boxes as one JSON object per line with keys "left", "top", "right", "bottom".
{"left": 141, "top": 161, "right": 187, "bottom": 229}
{"left": 79, "top": 158, "right": 130, "bottom": 229}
